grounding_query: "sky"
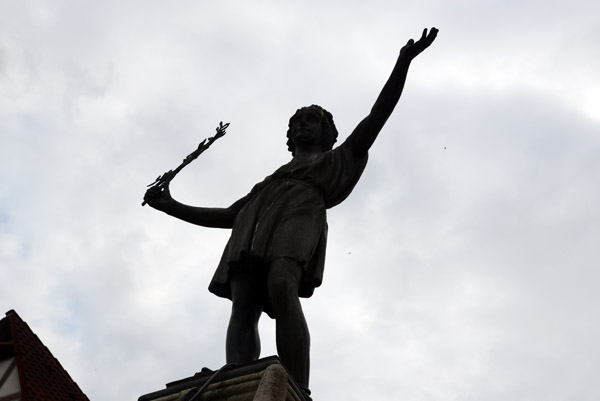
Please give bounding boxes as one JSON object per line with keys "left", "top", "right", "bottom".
{"left": 1, "top": 0, "right": 599, "bottom": 400}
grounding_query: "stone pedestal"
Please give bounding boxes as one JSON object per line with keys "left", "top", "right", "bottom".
{"left": 138, "top": 356, "right": 309, "bottom": 401}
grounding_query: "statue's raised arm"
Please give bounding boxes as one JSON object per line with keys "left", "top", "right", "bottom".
{"left": 344, "top": 27, "right": 438, "bottom": 158}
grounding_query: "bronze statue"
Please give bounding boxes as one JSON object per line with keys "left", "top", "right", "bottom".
{"left": 144, "top": 27, "right": 438, "bottom": 398}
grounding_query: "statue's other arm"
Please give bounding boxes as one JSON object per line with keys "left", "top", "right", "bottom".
{"left": 143, "top": 185, "right": 246, "bottom": 229}
{"left": 343, "top": 28, "right": 438, "bottom": 158}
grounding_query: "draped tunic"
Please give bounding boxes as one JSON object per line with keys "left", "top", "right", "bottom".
{"left": 208, "top": 142, "right": 368, "bottom": 313}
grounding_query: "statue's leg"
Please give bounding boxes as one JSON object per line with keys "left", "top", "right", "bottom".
{"left": 226, "top": 271, "right": 264, "bottom": 363}
{"left": 266, "top": 258, "right": 310, "bottom": 388}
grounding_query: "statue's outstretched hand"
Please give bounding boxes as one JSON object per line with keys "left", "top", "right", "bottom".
{"left": 144, "top": 183, "right": 173, "bottom": 211}
{"left": 400, "top": 27, "right": 438, "bottom": 60}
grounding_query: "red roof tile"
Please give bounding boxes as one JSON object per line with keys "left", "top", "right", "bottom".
{"left": 2, "top": 310, "right": 89, "bottom": 401}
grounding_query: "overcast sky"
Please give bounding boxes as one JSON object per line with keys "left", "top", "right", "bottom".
{"left": 1, "top": 1, "right": 599, "bottom": 400}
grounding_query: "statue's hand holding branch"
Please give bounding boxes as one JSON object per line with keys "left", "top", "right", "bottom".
{"left": 141, "top": 121, "right": 229, "bottom": 207}
{"left": 400, "top": 27, "right": 438, "bottom": 61}
{"left": 144, "top": 183, "right": 174, "bottom": 211}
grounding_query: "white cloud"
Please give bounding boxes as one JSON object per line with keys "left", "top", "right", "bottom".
{"left": 1, "top": 1, "right": 599, "bottom": 400}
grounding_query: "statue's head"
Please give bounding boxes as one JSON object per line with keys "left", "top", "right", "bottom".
{"left": 286, "top": 105, "right": 338, "bottom": 156}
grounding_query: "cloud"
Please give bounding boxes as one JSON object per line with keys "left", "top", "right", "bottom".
{"left": 2, "top": 1, "right": 599, "bottom": 400}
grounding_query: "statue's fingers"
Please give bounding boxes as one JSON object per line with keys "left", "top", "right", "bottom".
{"left": 429, "top": 27, "right": 438, "bottom": 41}
{"left": 421, "top": 28, "right": 437, "bottom": 48}
{"left": 143, "top": 190, "right": 155, "bottom": 202}
{"left": 145, "top": 188, "right": 157, "bottom": 198}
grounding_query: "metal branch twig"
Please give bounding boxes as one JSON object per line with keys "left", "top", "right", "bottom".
{"left": 142, "top": 121, "right": 230, "bottom": 206}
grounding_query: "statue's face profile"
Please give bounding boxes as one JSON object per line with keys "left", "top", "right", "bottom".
{"left": 290, "top": 109, "right": 323, "bottom": 152}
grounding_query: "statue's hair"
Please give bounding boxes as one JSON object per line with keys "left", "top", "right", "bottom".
{"left": 286, "top": 105, "right": 338, "bottom": 156}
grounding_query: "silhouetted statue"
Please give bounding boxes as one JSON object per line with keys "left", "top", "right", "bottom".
{"left": 144, "top": 27, "right": 438, "bottom": 397}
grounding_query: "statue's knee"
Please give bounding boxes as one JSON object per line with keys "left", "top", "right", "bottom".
{"left": 231, "top": 297, "right": 262, "bottom": 321}
{"left": 267, "top": 273, "right": 291, "bottom": 296}
{"left": 268, "top": 281, "right": 300, "bottom": 317}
